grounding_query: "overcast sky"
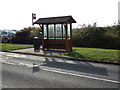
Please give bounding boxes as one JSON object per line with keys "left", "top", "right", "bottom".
{"left": 0, "top": 0, "right": 119, "bottom": 30}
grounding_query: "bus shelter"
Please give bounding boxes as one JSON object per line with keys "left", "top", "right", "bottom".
{"left": 33, "top": 16, "right": 76, "bottom": 51}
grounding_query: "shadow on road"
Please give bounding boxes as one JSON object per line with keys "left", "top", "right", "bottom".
{"left": 32, "top": 63, "right": 40, "bottom": 73}
{"left": 42, "top": 56, "right": 108, "bottom": 76}
{"left": 43, "top": 49, "right": 67, "bottom": 56}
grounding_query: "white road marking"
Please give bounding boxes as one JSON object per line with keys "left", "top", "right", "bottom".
{"left": 6, "top": 54, "right": 27, "bottom": 58}
{"left": 19, "top": 63, "right": 25, "bottom": 65}
{"left": 3, "top": 61, "right": 17, "bottom": 65}
{"left": 43, "top": 68, "right": 120, "bottom": 84}
{"left": 2, "top": 61, "right": 120, "bottom": 84}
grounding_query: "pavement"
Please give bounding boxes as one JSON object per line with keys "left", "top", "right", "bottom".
{"left": 6, "top": 48, "right": 119, "bottom": 65}
{"left": 10, "top": 48, "right": 69, "bottom": 59}
{"left": 11, "top": 48, "right": 65, "bottom": 57}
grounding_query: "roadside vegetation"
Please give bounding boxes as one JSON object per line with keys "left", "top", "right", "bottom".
{"left": 12, "top": 27, "right": 41, "bottom": 44}
{"left": 63, "top": 47, "right": 119, "bottom": 62}
{"left": 0, "top": 44, "right": 33, "bottom": 51}
{"left": 2, "top": 24, "right": 119, "bottom": 63}
{"left": 72, "top": 24, "right": 119, "bottom": 50}
{"left": 11, "top": 24, "right": 120, "bottom": 50}
{"left": 65, "top": 24, "right": 119, "bottom": 62}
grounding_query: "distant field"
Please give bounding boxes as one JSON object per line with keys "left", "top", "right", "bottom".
{"left": 63, "top": 47, "right": 119, "bottom": 62}
{"left": 0, "top": 44, "right": 33, "bottom": 51}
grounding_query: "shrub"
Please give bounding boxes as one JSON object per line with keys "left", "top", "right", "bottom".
{"left": 72, "top": 25, "right": 120, "bottom": 50}
{"left": 12, "top": 27, "right": 41, "bottom": 44}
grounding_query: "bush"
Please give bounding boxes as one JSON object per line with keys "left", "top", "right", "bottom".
{"left": 12, "top": 27, "right": 41, "bottom": 44}
{"left": 72, "top": 25, "right": 120, "bottom": 50}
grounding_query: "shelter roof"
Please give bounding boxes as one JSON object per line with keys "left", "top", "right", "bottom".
{"left": 33, "top": 15, "right": 76, "bottom": 24}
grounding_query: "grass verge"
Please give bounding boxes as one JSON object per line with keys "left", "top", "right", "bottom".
{"left": 0, "top": 44, "right": 33, "bottom": 51}
{"left": 63, "top": 47, "right": 119, "bottom": 62}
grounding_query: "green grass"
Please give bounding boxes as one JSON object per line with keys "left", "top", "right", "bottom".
{"left": 0, "top": 44, "right": 33, "bottom": 51}
{"left": 0, "top": 44, "right": 119, "bottom": 62}
{"left": 63, "top": 47, "right": 119, "bottom": 62}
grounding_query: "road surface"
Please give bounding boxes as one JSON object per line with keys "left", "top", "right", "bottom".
{"left": 0, "top": 52, "right": 120, "bottom": 88}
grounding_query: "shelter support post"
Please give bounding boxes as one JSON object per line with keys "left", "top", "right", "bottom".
{"left": 62, "top": 24, "right": 63, "bottom": 40}
{"left": 54, "top": 24, "right": 56, "bottom": 39}
{"left": 46, "top": 24, "right": 49, "bottom": 50}
{"left": 65, "top": 24, "right": 68, "bottom": 51}
{"left": 70, "top": 23, "right": 72, "bottom": 51}
{"left": 41, "top": 24, "right": 44, "bottom": 50}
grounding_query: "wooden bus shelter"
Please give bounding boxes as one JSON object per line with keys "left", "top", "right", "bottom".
{"left": 33, "top": 15, "right": 76, "bottom": 51}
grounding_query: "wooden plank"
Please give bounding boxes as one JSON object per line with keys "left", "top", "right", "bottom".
{"left": 44, "top": 39, "right": 66, "bottom": 50}
{"left": 44, "top": 39, "right": 66, "bottom": 44}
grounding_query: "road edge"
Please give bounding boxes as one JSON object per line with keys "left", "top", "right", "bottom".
{"left": 2, "top": 51, "right": 119, "bottom": 65}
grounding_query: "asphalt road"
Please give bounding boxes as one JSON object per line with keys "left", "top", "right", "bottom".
{"left": 1, "top": 52, "right": 120, "bottom": 88}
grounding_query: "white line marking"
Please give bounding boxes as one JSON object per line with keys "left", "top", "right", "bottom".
{"left": 19, "top": 63, "right": 24, "bottom": 65}
{"left": 3, "top": 61, "right": 17, "bottom": 65}
{"left": 5, "top": 54, "right": 26, "bottom": 58}
{"left": 43, "top": 68, "right": 120, "bottom": 84}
